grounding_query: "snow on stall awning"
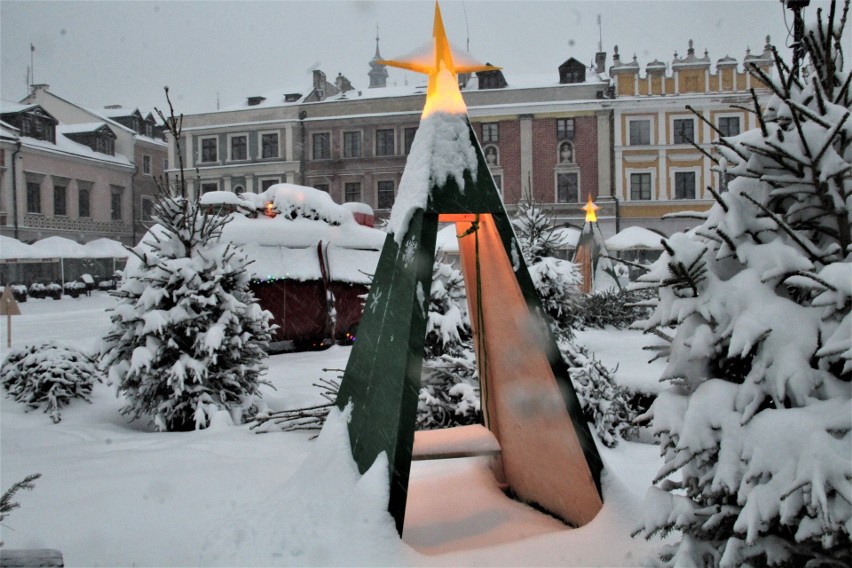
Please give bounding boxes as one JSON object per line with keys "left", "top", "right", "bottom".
{"left": 605, "top": 226, "right": 666, "bottom": 251}
{"left": 0, "top": 235, "right": 39, "bottom": 259}
{"left": 30, "top": 236, "right": 88, "bottom": 258}
{"left": 82, "top": 238, "right": 129, "bottom": 258}
{"left": 553, "top": 227, "right": 581, "bottom": 249}
{"left": 222, "top": 214, "right": 385, "bottom": 251}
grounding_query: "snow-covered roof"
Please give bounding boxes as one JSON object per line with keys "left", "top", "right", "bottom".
{"left": 200, "top": 191, "right": 254, "bottom": 209}
{"left": 0, "top": 120, "right": 19, "bottom": 139}
{"left": 0, "top": 100, "right": 39, "bottom": 114}
{"left": 214, "top": 184, "right": 386, "bottom": 283}
{"left": 553, "top": 227, "right": 581, "bottom": 248}
{"left": 1, "top": 235, "right": 128, "bottom": 259}
{"left": 59, "top": 122, "right": 112, "bottom": 134}
{"left": 605, "top": 226, "right": 666, "bottom": 251}
{"left": 0, "top": 235, "right": 39, "bottom": 259}
{"left": 30, "top": 236, "right": 88, "bottom": 258}
{"left": 82, "top": 238, "right": 128, "bottom": 258}
{"left": 21, "top": 130, "right": 133, "bottom": 167}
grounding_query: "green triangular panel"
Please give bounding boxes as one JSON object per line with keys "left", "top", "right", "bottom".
{"left": 335, "top": 210, "right": 438, "bottom": 535}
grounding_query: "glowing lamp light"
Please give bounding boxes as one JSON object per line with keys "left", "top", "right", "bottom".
{"left": 583, "top": 196, "right": 600, "bottom": 223}
{"left": 379, "top": 1, "right": 499, "bottom": 118}
{"left": 264, "top": 201, "right": 277, "bottom": 217}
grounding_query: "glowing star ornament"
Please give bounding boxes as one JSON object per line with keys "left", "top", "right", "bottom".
{"left": 582, "top": 195, "right": 600, "bottom": 223}
{"left": 379, "top": 1, "right": 499, "bottom": 117}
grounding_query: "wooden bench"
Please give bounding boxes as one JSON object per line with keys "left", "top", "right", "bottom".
{"left": 0, "top": 549, "right": 63, "bottom": 568}
{"left": 412, "top": 424, "right": 501, "bottom": 461}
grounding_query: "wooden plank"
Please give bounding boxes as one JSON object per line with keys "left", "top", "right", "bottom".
{"left": 412, "top": 424, "right": 501, "bottom": 460}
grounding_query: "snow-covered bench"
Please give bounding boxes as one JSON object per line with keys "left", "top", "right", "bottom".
{"left": 0, "top": 549, "right": 64, "bottom": 567}
{"left": 412, "top": 424, "right": 501, "bottom": 461}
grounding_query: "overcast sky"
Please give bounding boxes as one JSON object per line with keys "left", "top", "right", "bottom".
{"left": 0, "top": 0, "right": 841, "bottom": 116}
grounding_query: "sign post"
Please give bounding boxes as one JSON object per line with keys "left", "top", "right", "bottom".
{"left": 0, "top": 286, "right": 22, "bottom": 349}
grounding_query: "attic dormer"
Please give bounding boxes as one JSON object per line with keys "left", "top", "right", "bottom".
{"left": 477, "top": 63, "right": 507, "bottom": 90}
{"left": 63, "top": 123, "right": 116, "bottom": 155}
{"left": 559, "top": 58, "right": 586, "bottom": 84}
{"left": 0, "top": 104, "right": 57, "bottom": 143}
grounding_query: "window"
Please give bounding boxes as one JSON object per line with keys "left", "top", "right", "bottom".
{"left": 53, "top": 183, "right": 67, "bottom": 216}
{"left": 484, "top": 145, "right": 499, "bottom": 166}
{"left": 312, "top": 132, "right": 330, "bottom": 159}
{"left": 314, "top": 184, "right": 329, "bottom": 193}
{"left": 201, "top": 182, "right": 219, "bottom": 194}
{"left": 629, "top": 120, "right": 651, "bottom": 145}
{"left": 142, "top": 155, "right": 151, "bottom": 175}
{"left": 404, "top": 127, "right": 418, "bottom": 154}
{"left": 718, "top": 116, "right": 741, "bottom": 137}
{"left": 261, "top": 133, "right": 279, "bottom": 159}
{"left": 630, "top": 173, "right": 652, "bottom": 200}
{"left": 78, "top": 184, "right": 91, "bottom": 218}
{"left": 344, "top": 182, "right": 361, "bottom": 203}
{"left": 164, "top": 159, "right": 169, "bottom": 171}
{"left": 557, "top": 173, "right": 579, "bottom": 203}
{"left": 260, "top": 179, "right": 278, "bottom": 191}
{"left": 141, "top": 196, "right": 154, "bottom": 220}
{"left": 557, "top": 118, "right": 575, "bottom": 141}
{"left": 376, "top": 129, "right": 394, "bottom": 156}
{"left": 110, "top": 186, "right": 123, "bottom": 220}
{"left": 343, "top": 131, "right": 362, "bottom": 158}
{"left": 95, "top": 135, "right": 114, "bottom": 155}
{"left": 673, "top": 119, "right": 695, "bottom": 145}
{"left": 377, "top": 181, "right": 395, "bottom": 209}
{"left": 230, "top": 135, "right": 247, "bottom": 161}
{"left": 674, "top": 171, "right": 696, "bottom": 199}
{"left": 26, "top": 182, "right": 40, "bottom": 213}
{"left": 482, "top": 123, "right": 499, "bottom": 143}
{"left": 200, "top": 137, "right": 217, "bottom": 162}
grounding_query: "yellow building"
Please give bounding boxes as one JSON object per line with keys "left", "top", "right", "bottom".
{"left": 608, "top": 37, "right": 773, "bottom": 234}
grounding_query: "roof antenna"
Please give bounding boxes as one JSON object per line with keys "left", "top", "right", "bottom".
{"left": 597, "top": 14, "right": 602, "bottom": 52}
{"left": 462, "top": 1, "right": 470, "bottom": 52}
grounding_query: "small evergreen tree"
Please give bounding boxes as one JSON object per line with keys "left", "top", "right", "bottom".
{"left": 512, "top": 194, "right": 583, "bottom": 331}
{"left": 419, "top": 257, "right": 481, "bottom": 429}
{"left": 1, "top": 342, "right": 102, "bottom": 423}
{"left": 635, "top": 3, "right": 851, "bottom": 565}
{"left": 512, "top": 194, "right": 637, "bottom": 446}
{"left": 100, "top": 88, "right": 273, "bottom": 431}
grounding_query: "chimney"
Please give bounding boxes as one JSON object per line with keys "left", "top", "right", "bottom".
{"left": 595, "top": 52, "right": 606, "bottom": 74}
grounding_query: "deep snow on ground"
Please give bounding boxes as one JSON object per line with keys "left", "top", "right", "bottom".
{"left": 1, "top": 293, "right": 670, "bottom": 566}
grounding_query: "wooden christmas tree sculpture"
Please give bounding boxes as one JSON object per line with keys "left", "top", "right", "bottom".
{"left": 335, "top": 1, "right": 603, "bottom": 535}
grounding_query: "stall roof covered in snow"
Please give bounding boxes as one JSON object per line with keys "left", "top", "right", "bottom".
{"left": 30, "top": 236, "right": 89, "bottom": 258}
{"left": 0, "top": 235, "right": 38, "bottom": 259}
{"left": 216, "top": 184, "right": 385, "bottom": 283}
{"left": 553, "top": 227, "right": 581, "bottom": 249}
{"left": 605, "top": 227, "right": 666, "bottom": 251}
{"left": 82, "top": 238, "right": 128, "bottom": 258}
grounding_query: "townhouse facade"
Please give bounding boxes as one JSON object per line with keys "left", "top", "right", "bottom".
{"left": 0, "top": 101, "right": 136, "bottom": 244}
{"left": 167, "top": 36, "right": 773, "bottom": 238}
{"left": 22, "top": 85, "right": 168, "bottom": 243}
{"left": 169, "top": 50, "right": 615, "bottom": 230}
{"left": 609, "top": 38, "right": 774, "bottom": 233}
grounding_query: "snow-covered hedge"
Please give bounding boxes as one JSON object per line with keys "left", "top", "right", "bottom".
{"left": 1, "top": 342, "right": 103, "bottom": 423}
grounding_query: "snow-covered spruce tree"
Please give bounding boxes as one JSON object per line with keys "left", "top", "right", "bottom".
{"left": 1, "top": 342, "right": 102, "bottom": 423}
{"left": 512, "top": 193, "right": 583, "bottom": 332}
{"left": 512, "top": 194, "right": 637, "bottom": 446}
{"left": 100, "top": 89, "right": 273, "bottom": 431}
{"left": 635, "top": 3, "right": 851, "bottom": 565}
{"left": 418, "top": 257, "right": 481, "bottom": 429}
